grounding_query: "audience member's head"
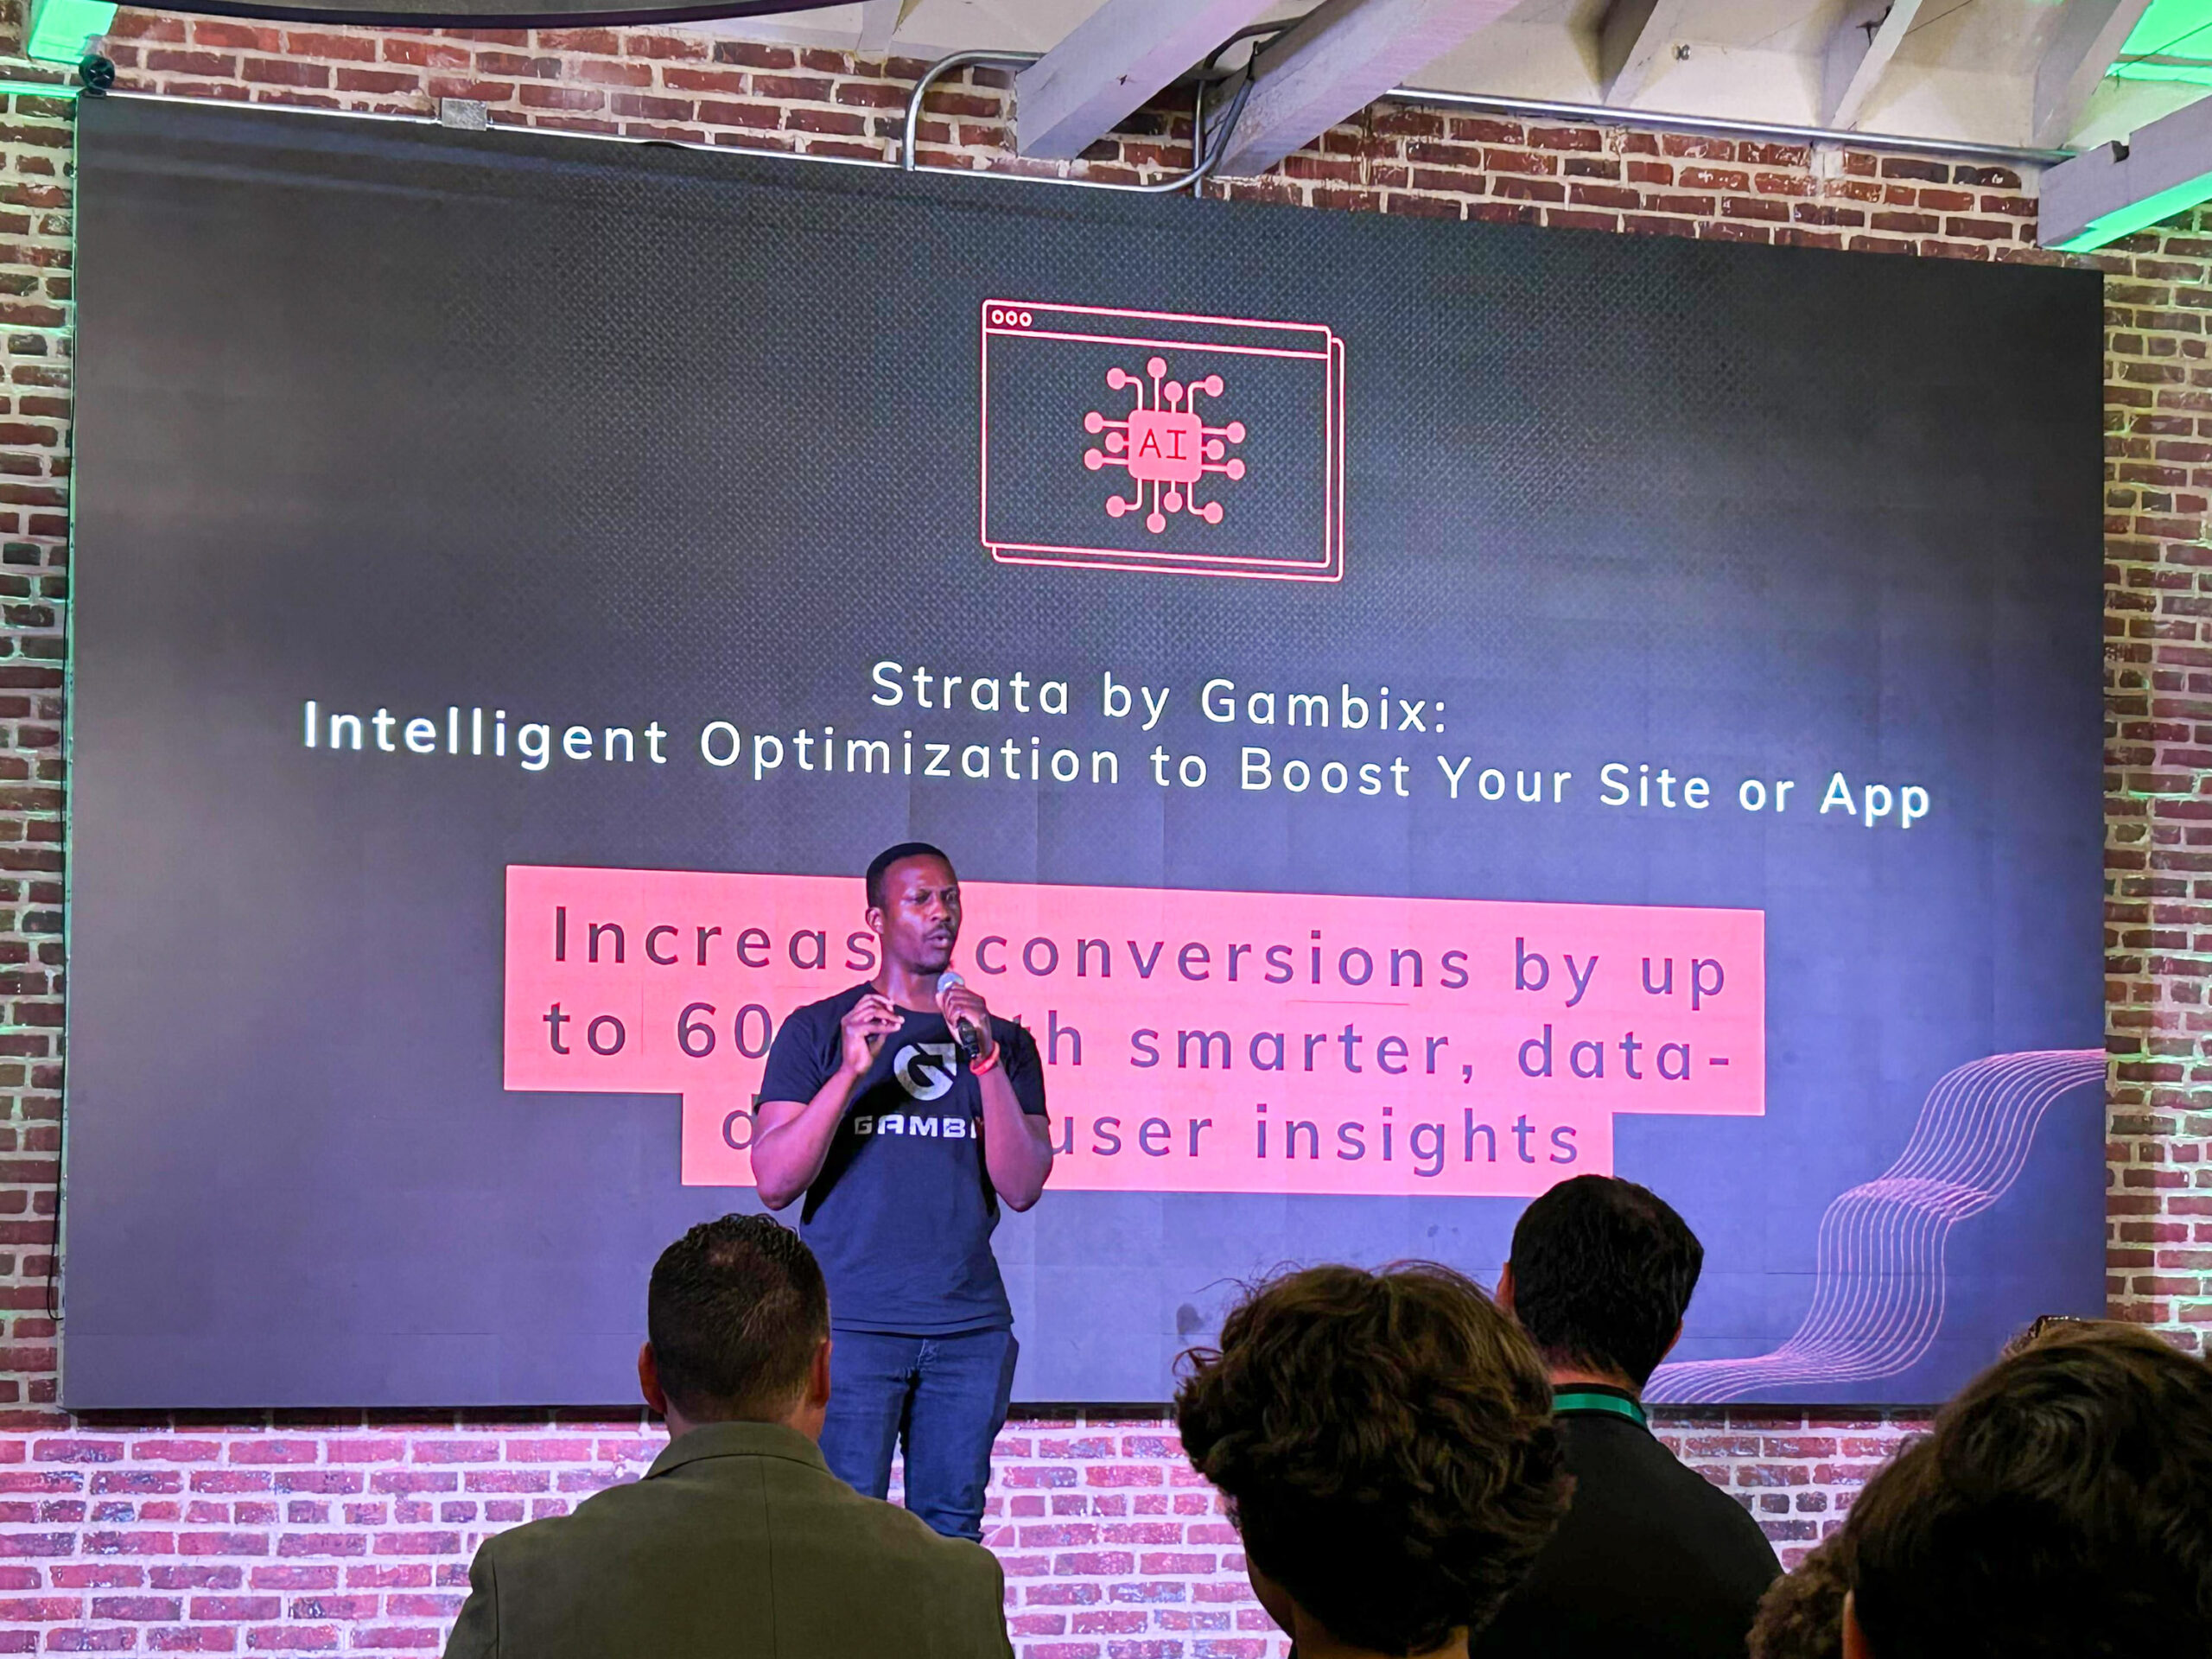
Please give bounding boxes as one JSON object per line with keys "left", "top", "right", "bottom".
{"left": 639, "top": 1214, "right": 832, "bottom": 1440}
{"left": 1842, "top": 1325, "right": 2212, "bottom": 1659}
{"left": 1997, "top": 1311, "right": 2130, "bottom": 1360}
{"left": 1498, "top": 1174, "right": 1702, "bottom": 1389}
{"left": 1176, "top": 1262, "right": 1570, "bottom": 1658}
{"left": 1748, "top": 1532, "right": 1855, "bottom": 1659}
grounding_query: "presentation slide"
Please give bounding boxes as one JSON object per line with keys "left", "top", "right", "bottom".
{"left": 67, "top": 96, "right": 2105, "bottom": 1408}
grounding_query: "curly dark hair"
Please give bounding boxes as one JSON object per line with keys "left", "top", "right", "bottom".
{"left": 1747, "top": 1532, "right": 1853, "bottom": 1659}
{"left": 1175, "top": 1262, "right": 1571, "bottom": 1656}
{"left": 1847, "top": 1325, "right": 2212, "bottom": 1659}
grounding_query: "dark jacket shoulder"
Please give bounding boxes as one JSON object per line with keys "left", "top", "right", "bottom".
{"left": 1473, "top": 1411, "right": 1777, "bottom": 1659}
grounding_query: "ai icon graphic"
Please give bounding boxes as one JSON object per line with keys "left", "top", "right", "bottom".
{"left": 1084, "top": 357, "right": 1247, "bottom": 533}
{"left": 980, "top": 299, "right": 1346, "bottom": 582}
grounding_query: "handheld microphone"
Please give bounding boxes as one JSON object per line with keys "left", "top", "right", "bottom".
{"left": 936, "top": 970, "right": 986, "bottom": 1061}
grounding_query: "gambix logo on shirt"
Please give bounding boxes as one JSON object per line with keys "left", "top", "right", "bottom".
{"left": 979, "top": 300, "right": 1346, "bottom": 582}
{"left": 892, "top": 1041, "right": 959, "bottom": 1101}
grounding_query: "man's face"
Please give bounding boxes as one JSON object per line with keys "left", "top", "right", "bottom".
{"left": 871, "top": 855, "right": 960, "bottom": 976}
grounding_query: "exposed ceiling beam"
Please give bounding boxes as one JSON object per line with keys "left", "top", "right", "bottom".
{"left": 2034, "top": 0, "right": 2156, "bottom": 149}
{"left": 855, "top": 0, "right": 912, "bottom": 53}
{"left": 1595, "top": 0, "right": 1693, "bottom": 106}
{"left": 2042, "top": 86, "right": 2212, "bottom": 251}
{"left": 1821, "top": 0, "right": 1925, "bottom": 129}
{"left": 1213, "top": 0, "right": 1522, "bottom": 177}
{"left": 1013, "top": 0, "right": 1281, "bottom": 162}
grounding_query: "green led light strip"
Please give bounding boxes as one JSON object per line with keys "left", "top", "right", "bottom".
{"left": 2120, "top": 0, "right": 2212, "bottom": 69}
{"left": 2113, "top": 57, "right": 2212, "bottom": 86}
{"left": 24, "top": 0, "right": 112, "bottom": 67}
{"left": 2047, "top": 0, "right": 2212, "bottom": 250}
{"left": 2050, "top": 168, "right": 2212, "bottom": 251}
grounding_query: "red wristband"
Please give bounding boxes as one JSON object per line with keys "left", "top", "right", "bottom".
{"left": 969, "top": 1041, "right": 1001, "bottom": 1076}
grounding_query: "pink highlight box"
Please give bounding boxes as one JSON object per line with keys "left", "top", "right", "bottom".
{"left": 505, "top": 868, "right": 1764, "bottom": 1198}
{"left": 981, "top": 299, "right": 1346, "bottom": 581}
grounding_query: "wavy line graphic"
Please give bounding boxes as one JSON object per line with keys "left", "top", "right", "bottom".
{"left": 1647, "top": 1049, "right": 2106, "bottom": 1404}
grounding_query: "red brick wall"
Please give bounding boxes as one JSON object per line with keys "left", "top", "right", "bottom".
{"left": 0, "top": 9, "right": 2187, "bottom": 1653}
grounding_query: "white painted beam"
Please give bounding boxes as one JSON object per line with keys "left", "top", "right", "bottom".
{"left": 1821, "top": 0, "right": 1925, "bottom": 129}
{"left": 2041, "top": 89, "right": 2212, "bottom": 249}
{"left": 1014, "top": 0, "right": 1281, "bottom": 162}
{"left": 855, "top": 0, "right": 912, "bottom": 53}
{"left": 1213, "top": 0, "right": 1521, "bottom": 178}
{"left": 1595, "top": 0, "right": 1693, "bottom": 107}
{"left": 2035, "top": 0, "right": 2155, "bottom": 149}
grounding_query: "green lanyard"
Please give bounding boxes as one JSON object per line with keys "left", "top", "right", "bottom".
{"left": 1552, "top": 1389, "right": 1649, "bottom": 1427}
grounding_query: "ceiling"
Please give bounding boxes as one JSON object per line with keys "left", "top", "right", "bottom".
{"left": 692, "top": 0, "right": 2212, "bottom": 156}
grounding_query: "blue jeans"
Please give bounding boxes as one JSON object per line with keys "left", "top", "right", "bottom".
{"left": 820, "top": 1326, "right": 1017, "bottom": 1541}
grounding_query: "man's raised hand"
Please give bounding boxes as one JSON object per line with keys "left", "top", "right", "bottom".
{"left": 839, "top": 993, "right": 902, "bottom": 1077}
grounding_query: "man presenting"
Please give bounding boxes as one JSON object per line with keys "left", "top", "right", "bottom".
{"left": 753, "top": 842, "right": 1052, "bottom": 1541}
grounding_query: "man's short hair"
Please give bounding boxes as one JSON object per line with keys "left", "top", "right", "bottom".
{"left": 1507, "top": 1174, "right": 1703, "bottom": 1386}
{"left": 1175, "top": 1262, "right": 1569, "bottom": 1655}
{"left": 1847, "top": 1325, "right": 2212, "bottom": 1659}
{"left": 865, "top": 841, "right": 951, "bottom": 911}
{"left": 646, "top": 1214, "right": 829, "bottom": 1421}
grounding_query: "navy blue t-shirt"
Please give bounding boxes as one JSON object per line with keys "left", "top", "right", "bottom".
{"left": 760, "top": 982, "right": 1048, "bottom": 1335}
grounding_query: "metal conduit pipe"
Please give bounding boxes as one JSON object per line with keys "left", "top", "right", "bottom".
{"left": 900, "top": 47, "right": 1255, "bottom": 194}
{"left": 900, "top": 49, "right": 1037, "bottom": 172}
{"left": 1386, "top": 86, "right": 2072, "bottom": 168}
{"left": 1105, "top": 69, "right": 1251, "bottom": 195}
{"left": 1180, "top": 74, "right": 1255, "bottom": 196}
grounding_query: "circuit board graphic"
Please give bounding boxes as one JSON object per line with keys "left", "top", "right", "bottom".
{"left": 981, "top": 299, "right": 1345, "bottom": 582}
{"left": 1085, "top": 358, "right": 1247, "bottom": 532}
